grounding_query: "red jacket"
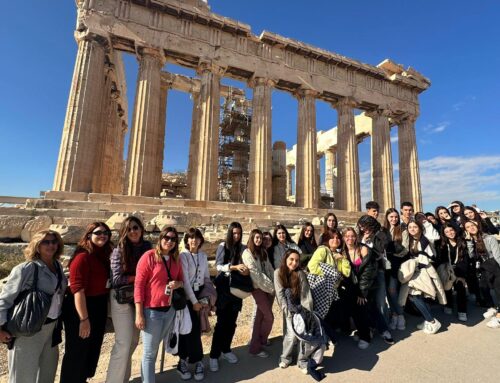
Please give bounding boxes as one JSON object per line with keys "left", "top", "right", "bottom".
{"left": 69, "top": 249, "right": 110, "bottom": 296}
{"left": 134, "top": 249, "right": 183, "bottom": 309}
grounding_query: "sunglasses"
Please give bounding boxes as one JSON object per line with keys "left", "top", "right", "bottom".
{"left": 92, "top": 230, "right": 110, "bottom": 237}
{"left": 40, "top": 239, "right": 58, "bottom": 246}
{"left": 128, "top": 225, "right": 141, "bottom": 232}
{"left": 162, "top": 235, "right": 177, "bottom": 242}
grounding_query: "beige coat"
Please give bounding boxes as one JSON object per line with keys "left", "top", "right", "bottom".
{"left": 398, "top": 254, "right": 447, "bottom": 306}
{"left": 242, "top": 249, "right": 275, "bottom": 294}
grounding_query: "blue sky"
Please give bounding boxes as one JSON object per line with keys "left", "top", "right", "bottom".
{"left": 1, "top": 0, "right": 499, "bottom": 211}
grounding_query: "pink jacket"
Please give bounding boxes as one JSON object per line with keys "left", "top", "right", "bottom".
{"left": 199, "top": 282, "right": 217, "bottom": 333}
{"left": 134, "top": 250, "right": 183, "bottom": 309}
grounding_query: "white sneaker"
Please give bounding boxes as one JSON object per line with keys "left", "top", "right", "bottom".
{"left": 486, "top": 317, "right": 500, "bottom": 328}
{"left": 444, "top": 307, "right": 453, "bottom": 315}
{"left": 221, "top": 352, "right": 238, "bottom": 364}
{"left": 416, "top": 321, "right": 428, "bottom": 330}
{"left": 251, "top": 350, "right": 269, "bottom": 358}
{"left": 279, "top": 361, "right": 288, "bottom": 369}
{"left": 397, "top": 315, "right": 406, "bottom": 330}
{"left": 483, "top": 308, "right": 498, "bottom": 319}
{"left": 389, "top": 315, "right": 398, "bottom": 330}
{"left": 351, "top": 330, "right": 360, "bottom": 342}
{"left": 209, "top": 358, "right": 219, "bottom": 372}
{"left": 176, "top": 359, "right": 192, "bottom": 380}
{"left": 358, "top": 340, "right": 370, "bottom": 349}
{"left": 423, "top": 319, "right": 441, "bottom": 334}
{"left": 194, "top": 361, "right": 204, "bottom": 381}
{"left": 458, "top": 312, "right": 467, "bottom": 322}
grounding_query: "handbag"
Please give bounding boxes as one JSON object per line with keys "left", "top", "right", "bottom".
{"left": 114, "top": 284, "right": 134, "bottom": 304}
{"left": 161, "top": 256, "right": 187, "bottom": 310}
{"left": 229, "top": 270, "right": 254, "bottom": 300}
{"left": 437, "top": 251, "right": 457, "bottom": 291}
{"left": 6, "top": 263, "right": 53, "bottom": 337}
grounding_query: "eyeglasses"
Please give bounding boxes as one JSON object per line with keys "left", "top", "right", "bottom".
{"left": 128, "top": 225, "right": 141, "bottom": 232}
{"left": 92, "top": 230, "right": 110, "bottom": 237}
{"left": 40, "top": 239, "right": 58, "bottom": 246}
{"left": 162, "top": 235, "right": 177, "bottom": 242}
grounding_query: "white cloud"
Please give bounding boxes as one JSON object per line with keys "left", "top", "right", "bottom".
{"left": 390, "top": 136, "right": 398, "bottom": 143}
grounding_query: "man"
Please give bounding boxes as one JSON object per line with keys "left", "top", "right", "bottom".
{"left": 366, "top": 201, "right": 380, "bottom": 220}
{"left": 400, "top": 201, "right": 414, "bottom": 231}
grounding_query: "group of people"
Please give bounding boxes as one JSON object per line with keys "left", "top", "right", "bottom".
{"left": 0, "top": 199, "right": 499, "bottom": 383}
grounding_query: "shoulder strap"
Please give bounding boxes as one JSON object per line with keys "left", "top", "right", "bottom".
{"left": 161, "top": 256, "right": 173, "bottom": 280}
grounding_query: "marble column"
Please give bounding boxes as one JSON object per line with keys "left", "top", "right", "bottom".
{"left": 247, "top": 77, "right": 273, "bottom": 205}
{"left": 286, "top": 165, "right": 294, "bottom": 200}
{"left": 325, "top": 147, "right": 336, "bottom": 197}
{"left": 187, "top": 92, "right": 200, "bottom": 199}
{"left": 295, "top": 89, "right": 319, "bottom": 209}
{"left": 272, "top": 141, "right": 287, "bottom": 206}
{"left": 125, "top": 47, "right": 165, "bottom": 197}
{"left": 335, "top": 98, "right": 361, "bottom": 211}
{"left": 53, "top": 35, "right": 108, "bottom": 192}
{"left": 370, "top": 109, "right": 395, "bottom": 212}
{"left": 190, "top": 61, "right": 223, "bottom": 201}
{"left": 398, "top": 115, "right": 422, "bottom": 212}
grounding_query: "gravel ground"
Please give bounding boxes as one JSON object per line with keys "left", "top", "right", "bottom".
{"left": 0, "top": 297, "right": 283, "bottom": 383}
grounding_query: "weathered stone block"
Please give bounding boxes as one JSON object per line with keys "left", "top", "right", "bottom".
{"left": 49, "top": 224, "right": 85, "bottom": 244}
{"left": 312, "top": 216, "right": 322, "bottom": 226}
{"left": 105, "top": 212, "right": 131, "bottom": 230}
{"left": 0, "top": 215, "right": 32, "bottom": 240}
{"left": 21, "top": 216, "right": 53, "bottom": 242}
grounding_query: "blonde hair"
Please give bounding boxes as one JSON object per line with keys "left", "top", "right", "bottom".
{"left": 24, "top": 230, "right": 64, "bottom": 261}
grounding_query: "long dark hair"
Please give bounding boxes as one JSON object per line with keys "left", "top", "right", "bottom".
{"left": 69, "top": 221, "right": 113, "bottom": 267}
{"left": 224, "top": 222, "right": 243, "bottom": 264}
{"left": 322, "top": 212, "right": 338, "bottom": 234}
{"left": 278, "top": 249, "right": 301, "bottom": 299}
{"left": 298, "top": 222, "right": 317, "bottom": 248}
{"left": 272, "top": 224, "right": 294, "bottom": 247}
{"left": 407, "top": 219, "right": 429, "bottom": 255}
{"left": 118, "top": 216, "right": 145, "bottom": 274}
{"left": 463, "top": 206, "right": 487, "bottom": 233}
{"left": 357, "top": 215, "right": 381, "bottom": 240}
{"left": 435, "top": 206, "right": 451, "bottom": 224}
{"left": 383, "top": 208, "right": 403, "bottom": 242}
{"left": 439, "top": 223, "right": 466, "bottom": 262}
{"left": 464, "top": 220, "right": 488, "bottom": 258}
{"left": 247, "top": 229, "right": 267, "bottom": 262}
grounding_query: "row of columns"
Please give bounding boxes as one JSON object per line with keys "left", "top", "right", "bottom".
{"left": 54, "top": 35, "right": 422, "bottom": 212}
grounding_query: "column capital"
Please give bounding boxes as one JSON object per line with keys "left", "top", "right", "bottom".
{"left": 294, "top": 87, "right": 319, "bottom": 99}
{"left": 396, "top": 113, "right": 418, "bottom": 126}
{"left": 365, "top": 107, "right": 392, "bottom": 119}
{"left": 247, "top": 76, "right": 276, "bottom": 88}
{"left": 286, "top": 163, "right": 295, "bottom": 170}
{"left": 197, "top": 60, "right": 226, "bottom": 77}
{"left": 75, "top": 32, "right": 111, "bottom": 51}
{"left": 332, "top": 96, "right": 359, "bottom": 110}
{"left": 136, "top": 46, "right": 166, "bottom": 65}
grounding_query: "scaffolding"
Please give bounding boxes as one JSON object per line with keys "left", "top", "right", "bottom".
{"left": 218, "top": 89, "right": 252, "bottom": 202}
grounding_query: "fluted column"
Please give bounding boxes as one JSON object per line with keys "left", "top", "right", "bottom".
{"left": 370, "top": 109, "right": 395, "bottom": 212}
{"left": 191, "top": 61, "right": 223, "bottom": 201}
{"left": 335, "top": 98, "right": 361, "bottom": 211}
{"left": 325, "top": 147, "right": 336, "bottom": 197}
{"left": 286, "top": 165, "right": 294, "bottom": 199}
{"left": 125, "top": 47, "right": 165, "bottom": 197}
{"left": 187, "top": 92, "right": 200, "bottom": 198}
{"left": 53, "top": 34, "right": 108, "bottom": 192}
{"left": 247, "top": 77, "right": 273, "bottom": 205}
{"left": 272, "top": 141, "right": 287, "bottom": 206}
{"left": 398, "top": 115, "right": 422, "bottom": 211}
{"left": 295, "top": 89, "right": 319, "bottom": 208}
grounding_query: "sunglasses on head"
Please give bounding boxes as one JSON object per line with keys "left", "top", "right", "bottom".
{"left": 40, "top": 239, "right": 58, "bottom": 246}
{"left": 92, "top": 230, "right": 110, "bottom": 236}
{"left": 128, "top": 225, "right": 141, "bottom": 232}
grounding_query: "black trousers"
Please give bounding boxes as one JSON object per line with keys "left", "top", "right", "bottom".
{"left": 60, "top": 293, "right": 108, "bottom": 383}
{"left": 209, "top": 297, "right": 240, "bottom": 358}
{"left": 479, "top": 258, "right": 500, "bottom": 310}
{"left": 178, "top": 290, "right": 203, "bottom": 363}
{"left": 445, "top": 280, "right": 467, "bottom": 313}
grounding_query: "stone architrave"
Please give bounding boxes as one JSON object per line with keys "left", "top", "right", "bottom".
{"left": 335, "top": 98, "right": 361, "bottom": 212}
{"left": 190, "top": 61, "right": 223, "bottom": 201}
{"left": 125, "top": 47, "right": 166, "bottom": 197}
{"left": 53, "top": 34, "right": 108, "bottom": 193}
{"left": 187, "top": 92, "right": 201, "bottom": 198}
{"left": 295, "top": 89, "right": 319, "bottom": 209}
{"left": 325, "top": 147, "right": 336, "bottom": 197}
{"left": 370, "top": 109, "right": 395, "bottom": 212}
{"left": 247, "top": 77, "right": 274, "bottom": 205}
{"left": 398, "top": 115, "right": 422, "bottom": 211}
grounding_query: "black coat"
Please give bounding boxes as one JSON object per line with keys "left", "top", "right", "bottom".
{"left": 350, "top": 246, "right": 378, "bottom": 298}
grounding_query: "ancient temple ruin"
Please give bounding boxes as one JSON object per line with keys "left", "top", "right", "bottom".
{"left": 53, "top": 0, "right": 430, "bottom": 213}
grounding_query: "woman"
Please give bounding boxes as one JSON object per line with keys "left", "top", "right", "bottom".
{"left": 402, "top": 220, "right": 443, "bottom": 334}
{"left": 209, "top": 222, "right": 247, "bottom": 372}
{"left": 177, "top": 228, "right": 211, "bottom": 381}
{"left": 60, "top": 222, "right": 113, "bottom": 383}
{"left": 383, "top": 208, "right": 409, "bottom": 331}
{"left": 318, "top": 213, "right": 338, "bottom": 245}
{"left": 0, "top": 230, "right": 66, "bottom": 383}
{"left": 262, "top": 231, "right": 274, "bottom": 268}
{"left": 242, "top": 229, "right": 275, "bottom": 358}
{"left": 435, "top": 206, "right": 461, "bottom": 234}
{"left": 134, "top": 227, "right": 184, "bottom": 383}
{"left": 297, "top": 222, "right": 318, "bottom": 267}
{"left": 437, "top": 223, "right": 468, "bottom": 322}
{"left": 464, "top": 220, "right": 500, "bottom": 328}
{"left": 107, "top": 217, "right": 151, "bottom": 383}
{"left": 272, "top": 224, "right": 301, "bottom": 269}
{"left": 449, "top": 200, "right": 466, "bottom": 227}
{"left": 463, "top": 206, "right": 499, "bottom": 235}
{"left": 274, "top": 249, "right": 314, "bottom": 370}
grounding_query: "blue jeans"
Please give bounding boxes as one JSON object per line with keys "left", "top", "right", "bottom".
{"left": 375, "top": 270, "right": 389, "bottom": 323}
{"left": 387, "top": 276, "right": 404, "bottom": 316}
{"left": 141, "top": 308, "right": 176, "bottom": 383}
{"left": 409, "top": 295, "right": 434, "bottom": 322}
